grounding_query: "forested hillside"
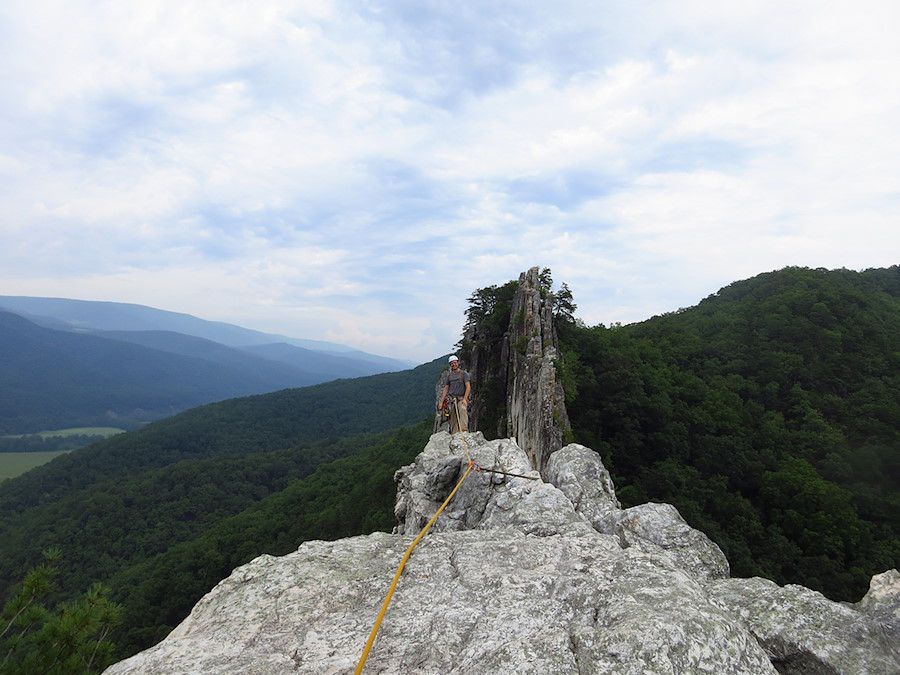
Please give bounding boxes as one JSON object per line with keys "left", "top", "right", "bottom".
{"left": 555, "top": 266, "right": 900, "bottom": 602}
{"left": 0, "top": 359, "right": 444, "bottom": 662}
{"left": 108, "top": 422, "right": 433, "bottom": 656}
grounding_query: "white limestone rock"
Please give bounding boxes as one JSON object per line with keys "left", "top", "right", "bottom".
{"left": 856, "top": 568, "right": 900, "bottom": 640}
{"left": 104, "top": 435, "right": 900, "bottom": 675}
{"left": 544, "top": 442, "right": 621, "bottom": 524}
{"left": 707, "top": 575, "right": 900, "bottom": 673}
{"left": 105, "top": 529, "right": 773, "bottom": 674}
{"left": 597, "top": 502, "right": 731, "bottom": 582}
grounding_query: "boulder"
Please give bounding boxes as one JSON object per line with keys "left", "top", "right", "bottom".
{"left": 855, "top": 568, "right": 900, "bottom": 644}
{"left": 707, "top": 576, "right": 900, "bottom": 673}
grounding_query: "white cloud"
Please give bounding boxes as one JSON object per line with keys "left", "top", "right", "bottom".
{"left": 1, "top": 0, "right": 899, "bottom": 362}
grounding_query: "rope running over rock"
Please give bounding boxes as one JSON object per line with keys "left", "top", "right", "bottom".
{"left": 354, "top": 404, "right": 475, "bottom": 674}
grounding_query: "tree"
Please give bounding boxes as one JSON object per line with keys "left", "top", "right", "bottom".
{"left": 1, "top": 549, "right": 122, "bottom": 675}
{"left": 538, "top": 267, "right": 553, "bottom": 295}
{"left": 463, "top": 281, "right": 518, "bottom": 338}
{"left": 553, "top": 282, "right": 577, "bottom": 324}
{"left": 554, "top": 265, "right": 900, "bottom": 601}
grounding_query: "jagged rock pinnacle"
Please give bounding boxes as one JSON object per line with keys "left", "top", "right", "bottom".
{"left": 456, "top": 266, "right": 571, "bottom": 472}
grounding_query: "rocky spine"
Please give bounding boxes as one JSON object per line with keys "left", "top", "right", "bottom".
{"left": 105, "top": 433, "right": 900, "bottom": 674}
{"left": 103, "top": 269, "right": 900, "bottom": 674}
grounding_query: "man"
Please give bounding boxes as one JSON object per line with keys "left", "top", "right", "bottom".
{"left": 438, "top": 355, "right": 471, "bottom": 434}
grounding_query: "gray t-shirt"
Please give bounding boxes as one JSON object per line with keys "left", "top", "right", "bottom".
{"left": 446, "top": 369, "right": 470, "bottom": 397}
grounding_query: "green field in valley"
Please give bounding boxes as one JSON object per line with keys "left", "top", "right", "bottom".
{"left": 33, "top": 426, "right": 125, "bottom": 438}
{"left": 0, "top": 450, "right": 71, "bottom": 482}
{"left": 0, "top": 427, "right": 125, "bottom": 482}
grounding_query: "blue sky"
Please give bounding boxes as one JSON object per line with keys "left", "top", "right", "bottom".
{"left": 2, "top": 0, "right": 899, "bottom": 363}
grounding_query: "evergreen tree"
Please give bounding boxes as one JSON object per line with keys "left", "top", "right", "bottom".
{"left": 1, "top": 549, "right": 121, "bottom": 674}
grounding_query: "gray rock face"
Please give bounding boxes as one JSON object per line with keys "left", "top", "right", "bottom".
{"left": 598, "top": 503, "right": 731, "bottom": 583}
{"left": 104, "top": 434, "right": 900, "bottom": 675}
{"left": 461, "top": 266, "right": 571, "bottom": 470}
{"left": 394, "top": 432, "right": 574, "bottom": 537}
{"left": 707, "top": 576, "right": 900, "bottom": 673}
{"left": 857, "top": 568, "right": 900, "bottom": 639}
{"left": 545, "top": 442, "right": 621, "bottom": 524}
{"left": 504, "top": 266, "right": 571, "bottom": 472}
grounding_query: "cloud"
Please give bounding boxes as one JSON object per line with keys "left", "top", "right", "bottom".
{"left": 1, "top": 0, "right": 899, "bottom": 362}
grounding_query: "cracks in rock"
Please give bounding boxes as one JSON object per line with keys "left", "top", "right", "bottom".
{"left": 289, "top": 647, "right": 302, "bottom": 669}
{"left": 614, "top": 524, "right": 630, "bottom": 550}
{"left": 771, "top": 651, "right": 840, "bottom": 675}
{"left": 761, "top": 632, "right": 841, "bottom": 675}
{"left": 448, "top": 549, "right": 462, "bottom": 581}
{"left": 568, "top": 632, "right": 584, "bottom": 674}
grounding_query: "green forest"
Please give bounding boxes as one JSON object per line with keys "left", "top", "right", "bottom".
{"left": 2, "top": 265, "right": 899, "bottom": 670}
{"left": 454, "top": 266, "right": 899, "bottom": 602}
{"left": 0, "top": 360, "right": 442, "bottom": 669}
{"left": 554, "top": 266, "right": 900, "bottom": 601}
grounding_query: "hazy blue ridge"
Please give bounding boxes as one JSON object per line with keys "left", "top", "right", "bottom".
{"left": 0, "top": 311, "right": 312, "bottom": 433}
{"left": 0, "top": 301, "right": 419, "bottom": 433}
{"left": 0, "top": 295, "right": 417, "bottom": 368}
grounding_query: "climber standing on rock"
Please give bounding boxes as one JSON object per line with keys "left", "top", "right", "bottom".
{"left": 438, "top": 355, "right": 471, "bottom": 434}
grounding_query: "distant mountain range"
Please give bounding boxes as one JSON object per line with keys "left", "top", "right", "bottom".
{"left": 0, "top": 296, "right": 418, "bottom": 434}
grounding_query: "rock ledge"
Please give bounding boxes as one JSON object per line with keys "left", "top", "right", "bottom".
{"left": 105, "top": 434, "right": 900, "bottom": 674}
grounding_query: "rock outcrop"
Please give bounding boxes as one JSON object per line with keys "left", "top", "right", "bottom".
{"left": 454, "top": 266, "right": 570, "bottom": 472}
{"left": 504, "top": 267, "right": 570, "bottom": 472}
{"left": 104, "top": 433, "right": 900, "bottom": 675}
{"left": 856, "top": 568, "right": 900, "bottom": 638}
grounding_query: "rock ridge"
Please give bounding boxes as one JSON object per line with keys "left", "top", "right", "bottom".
{"left": 105, "top": 433, "right": 900, "bottom": 674}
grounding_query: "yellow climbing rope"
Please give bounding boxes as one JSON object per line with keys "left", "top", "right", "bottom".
{"left": 353, "top": 404, "right": 473, "bottom": 674}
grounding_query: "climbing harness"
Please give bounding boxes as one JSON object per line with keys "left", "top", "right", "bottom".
{"left": 444, "top": 396, "right": 465, "bottom": 428}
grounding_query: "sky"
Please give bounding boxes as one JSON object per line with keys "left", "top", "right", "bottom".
{"left": 2, "top": 0, "right": 899, "bottom": 363}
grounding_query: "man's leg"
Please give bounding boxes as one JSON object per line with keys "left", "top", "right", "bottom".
{"left": 457, "top": 400, "right": 468, "bottom": 433}
{"left": 449, "top": 399, "right": 460, "bottom": 434}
